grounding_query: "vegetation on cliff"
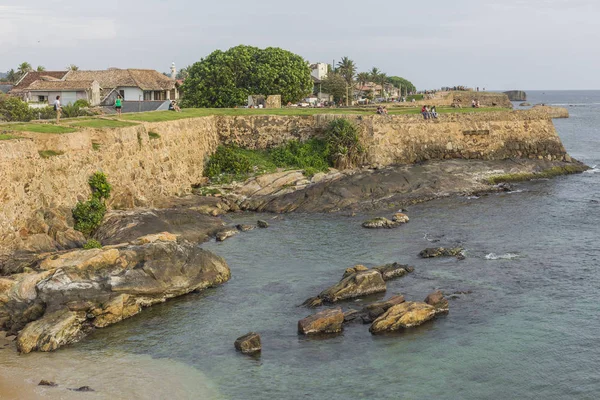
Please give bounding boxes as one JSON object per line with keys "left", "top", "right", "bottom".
{"left": 204, "top": 119, "right": 363, "bottom": 182}
{"left": 73, "top": 172, "right": 112, "bottom": 236}
{"left": 486, "top": 164, "right": 589, "bottom": 184}
{"left": 182, "top": 45, "right": 313, "bottom": 108}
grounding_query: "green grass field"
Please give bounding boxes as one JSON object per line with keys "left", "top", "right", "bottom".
{"left": 119, "top": 106, "right": 508, "bottom": 122}
{"left": 0, "top": 134, "right": 21, "bottom": 140}
{"left": 0, "top": 124, "right": 77, "bottom": 134}
{"left": 70, "top": 119, "right": 139, "bottom": 129}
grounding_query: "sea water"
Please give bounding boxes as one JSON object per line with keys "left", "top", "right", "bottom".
{"left": 3, "top": 91, "right": 599, "bottom": 400}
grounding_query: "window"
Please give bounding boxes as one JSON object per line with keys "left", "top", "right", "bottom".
{"left": 37, "top": 95, "right": 46, "bottom": 103}
{"left": 119, "top": 90, "right": 125, "bottom": 99}
{"left": 143, "top": 91, "right": 152, "bottom": 101}
{"left": 154, "top": 91, "right": 166, "bottom": 101}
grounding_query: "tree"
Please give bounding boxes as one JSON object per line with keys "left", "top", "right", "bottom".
{"left": 176, "top": 67, "right": 189, "bottom": 80}
{"left": 387, "top": 76, "right": 416, "bottom": 96}
{"left": 356, "top": 72, "right": 370, "bottom": 90}
{"left": 336, "top": 57, "right": 356, "bottom": 87}
{"left": 36, "top": 65, "right": 46, "bottom": 72}
{"left": 66, "top": 64, "right": 79, "bottom": 71}
{"left": 321, "top": 72, "right": 347, "bottom": 103}
{"left": 17, "top": 62, "right": 33, "bottom": 78}
{"left": 182, "top": 45, "right": 312, "bottom": 108}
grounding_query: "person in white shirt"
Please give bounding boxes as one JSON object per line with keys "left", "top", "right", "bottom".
{"left": 54, "top": 96, "right": 62, "bottom": 124}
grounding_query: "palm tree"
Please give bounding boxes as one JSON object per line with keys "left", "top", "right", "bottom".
{"left": 66, "top": 64, "right": 79, "bottom": 71}
{"left": 17, "top": 62, "right": 33, "bottom": 78}
{"left": 369, "top": 67, "right": 384, "bottom": 97}
{"left": 337, "top": 57, "right": 356, "bottom": 86}
{"left": 379, "top": 72, "right": 388, "bottom": 98}
{"left": 36, "top": 65, "right": 46, "bottom": 72}
{"left": 356, "top": 72, "right": 370, "bottom": 97}
{"left": 5, "top": 69, "right": 18, "bottom": 83}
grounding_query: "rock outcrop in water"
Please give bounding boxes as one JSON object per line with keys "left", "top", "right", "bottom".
{"left": 303, "top": 263, "right": 413, "bottom": 307}
{"left": 234, "top": 332, "right": 261, "bottom": 355}
{"left": 419, "top": 247, "right": 464, "bottom": 258}
{"left": 369, "top": 291, "right": 449, "bottom": 333}
{"left": 298, "top": 307, "right": 344, "bottom": 335}
{"left": 0, "top": 236, "right": 230, "bottom": 353}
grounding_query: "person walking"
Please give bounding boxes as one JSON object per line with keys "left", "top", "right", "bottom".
{"left": 54, "top": 96, "right": 62, "bottom": 124}
{"left": 115, "top": 95, "right": 123, "bottom": 116}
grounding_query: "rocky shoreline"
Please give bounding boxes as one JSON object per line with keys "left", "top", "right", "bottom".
{"left": 0, "top": 156, "right": 589, "bottom": 356}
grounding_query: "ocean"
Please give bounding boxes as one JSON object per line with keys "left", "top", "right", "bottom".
{"left": 2, "top": 91, "right": 599, "bottom": 400}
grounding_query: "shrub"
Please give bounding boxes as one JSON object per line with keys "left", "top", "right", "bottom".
{"left": 73, "top": 197, "right": 107, "bottom": 236}
{"left": 148, "top": 131, "right": 161, "bottom": 139}
{"left": 73, "top": 99, "right": 90, "bottom": 108}
{"left": 88, "top": 172, "right": 111, "bottom": 200}
{"left": 83, "top": 239, "right": 102, "bottom": 249}
{"left": 0, "top": 96, "right": 33, "bottom": 122}
{"left": 204, "top": 145, "right": 252, "bottom": 178}
{"left": 38, "top": 150, "right": 64, "bottom": 158}
{"left": 73, "top": 172, "right": 112, "bottom": 236}
{"left": 269, "top": 138, "right": 329, "bottom": 172}
{"left": 323, "top": 118, "right": 364, "bottom": 169}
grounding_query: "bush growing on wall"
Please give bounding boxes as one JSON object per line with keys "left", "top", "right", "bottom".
{"left": 204, "top": 146, "right": 252, "bottom": 178}
{"left": 73, "top": 172, "right": 112, "bottom": 236}
{"left": 323, "top": 118, "right": 364, "bottom": 169}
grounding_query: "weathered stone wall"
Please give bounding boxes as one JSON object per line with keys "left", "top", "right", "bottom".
{"left": 450, "top": 92, "right": 513, "bottom": 108}
{"left": 0, "top": 108, "right": 568, "bottom": 256}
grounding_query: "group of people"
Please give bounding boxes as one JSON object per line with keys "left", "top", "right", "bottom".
{"left": 471, "top": 99, "right": 481, "bottom": 108}
{"left": 376, "top": 106, "right": 388, "bottom": 115}
{"left": 421, "top": 105, "right": 438, "bottom": 119}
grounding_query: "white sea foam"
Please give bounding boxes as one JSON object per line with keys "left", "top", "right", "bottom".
{"left": 584, "top": 165, "right": 599, "bottom": 174}
{"left": 485, "top": 253, "right": 520, "bottom": 260}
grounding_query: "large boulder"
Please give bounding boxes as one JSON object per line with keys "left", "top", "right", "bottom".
{"left": 298, "top": 307, "right": 344, "bottom": 335}
{"left": 308, "top": 270, "right": 386, "bottom": 306}
{"left": 234, "top": 332, "right": 261, "bottom": 355}
{"left": 369, "top": 302, "right": 437, "bottom": 333}
{"left": 343, "top": 295, "right": 407, "bottom": 324}
{"left": 3, "top": 240, "right": 231, "bottom": 353}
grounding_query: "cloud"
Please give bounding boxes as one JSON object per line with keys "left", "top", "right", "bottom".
{"left": 0, "top": 6, "right": 116, "bottom": 48}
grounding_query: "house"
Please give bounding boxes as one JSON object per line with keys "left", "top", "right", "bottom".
{"left": 9, "top": 67, "right": 179, "bottom": 108}
{"left": 63, "top": 69, "right": 179, "bottom": 106}
{"left": 9, "top": 71, "right": 69, "bottom": 102}
{"left": 310, "top": 62, "right": 328, "bottom": 81}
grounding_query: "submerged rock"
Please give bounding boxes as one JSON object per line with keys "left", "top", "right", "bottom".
{"left": 419, "top": 247, "right": 464, "bottom": 258}
{"left": 392, "top": 213, "right": 410, "bottom": 223}
{"left": 69, "top": 386, "right": 95, "bottom": 392}
{"left": 373, "top": 263, "right": 414, "bottom": 281}
{"left": 257, "top": 220, "right": 269, "bottom": 228}
{"left": 216, "top": 227, "right": 238, "bottom": 242}
{"left": 362, "top": 217, "right": 401, "bottom": 229}
{"left": 298, "top": 307, "right": 344, "bottom": 335}
{"left": 38, "top": 380, "right": 58, "bottom": 387}
{"left": 236, "top": 224, "right": 255, "bottom": 232}
{"left": 234, "top": 332, "right": 261, "bottom": 355}
{"left": 424, "top": 290, "right": 449, "bottom": 313}
{"left": 4, "top": 240, "right": 231, "bottom": 353}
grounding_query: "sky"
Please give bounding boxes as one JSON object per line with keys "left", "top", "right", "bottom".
{"left": 1, "top": 0, "right": 598, "bottom": 90}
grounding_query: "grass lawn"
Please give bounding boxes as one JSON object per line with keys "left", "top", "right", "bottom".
{"left": 0, "top": 134, "right": 21, "bottom": 140}
{"left": 0, "top": 123, "right": 77, "bottom": 134}
{"left": 119, "top": 106, "right": 510, "bottom": 123}
{"left": 70, "top": 119, "right": 139, "bottom": 129}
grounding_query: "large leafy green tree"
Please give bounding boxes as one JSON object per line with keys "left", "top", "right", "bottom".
{"left": 321, "top": 72, "right": 347, "bottom": 103}
{"left": 182, "top": 45, "right": 312, "bottom": 108}
{"left": 386, "top": 76, "right": 416, "bottom": 96}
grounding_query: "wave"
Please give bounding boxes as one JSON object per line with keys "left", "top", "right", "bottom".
{"left": 584, "top": 165, "right": 599, "bottom": 174}
{"left": 485, "top": 253, "right": 520, "bottom": 260}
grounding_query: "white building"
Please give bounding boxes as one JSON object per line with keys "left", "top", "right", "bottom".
{"left": 310, "top": 63, "right": 328, "bottom": 81}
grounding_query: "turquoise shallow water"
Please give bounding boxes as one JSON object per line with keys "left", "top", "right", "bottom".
{"left": 30, "top": 91, "right": 600, "bottom": 399}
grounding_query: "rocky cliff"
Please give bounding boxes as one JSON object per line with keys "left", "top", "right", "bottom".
{"left": 0, "top": 108, "right": 570, "bottom": 258}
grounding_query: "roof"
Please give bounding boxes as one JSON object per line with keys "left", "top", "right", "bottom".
{"left": 27, "top": 80, "right": 96, "bottom": 91}
{"left": 10, "top": 71, "right": 68, "bottom": 93}
{"left": 65, "top": 69, "right": 175, "bottom": 91}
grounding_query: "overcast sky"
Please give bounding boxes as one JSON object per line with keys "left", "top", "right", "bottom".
{"left": 1, "top": 0, "right": 598, "bottom": 90}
